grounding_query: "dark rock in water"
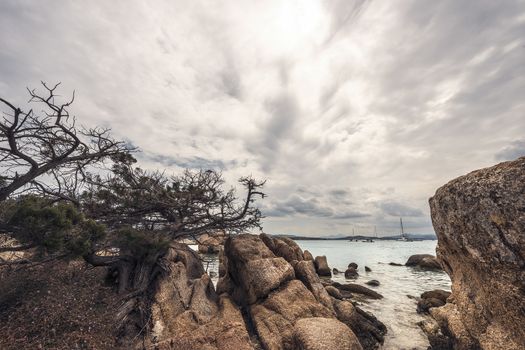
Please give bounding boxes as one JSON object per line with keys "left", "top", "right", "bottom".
{"left": 332, "top": 282, "right": 383, "bottom": 300}
{"left": 364, "top": 266, "right": 371, "bottom": 272}
{"left": 333, "top": 267, "right": 340, "bottom": 274}
{"left": 418, "top": 318, "right": 454, "bottom": 350}
{"left": 348, "top": 262, "right": 358, "bottom": 269}
{"left": 344, "top": 267, "right": 359, "bottom": 279}
{"left": 333, "top": 299, "right": 387, "bottom": 350}
{"left": 293, "top": 317, "right": 363, "bottom": 350}
{"left": 429, "top": 157, "right": 525, "bottom": 349}
{"left": 421, "top": 289, "right": 451, "bottom": 303}
{"left": 365, "top": 280, "right": 380, "bottom": 287}
{"left": 325, "top": 285, "right": 343, "bottom": 300}
{"left": 314, "top": 255, "right": 332, "bottom": 277}
{"left": 388, "top": 262, "right": 403, "bottom": 266}
{"left": 417, "top": 297, "right": 445, "bottom": 314}
{"left": 303, "top": 249, "right": 314, "bottom": 261}
{"left": 405, "top": 254, "right": 442, "bottom": 270}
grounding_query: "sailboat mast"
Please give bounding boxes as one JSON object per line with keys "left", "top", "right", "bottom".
{"left": 400, "top": 218, "right": 404, "bottom": 236}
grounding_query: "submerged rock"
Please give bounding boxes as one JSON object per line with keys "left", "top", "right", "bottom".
{"left": 314, "top": 255, "right": 332, "bottom": 277}
{"left": 405, "top": 254, "right": 442, "bottom": 270}
{"left": 388, "top": 262, "right": 403, "bottom": 266}
{"left": 365, "top": 280, "right": 380, "bottom": 287}
{"left": 429, "top": 157, "right": 525, "bottom": 349}
{"left": 331, "top": 282, "right": 383, "bottom": 300}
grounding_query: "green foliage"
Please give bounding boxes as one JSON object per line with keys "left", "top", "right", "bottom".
{"left": 6, "top": 196, "right": 106, "bottom": 257}
{"left": 116, "top": 227, "right": 169, "bottom": 261}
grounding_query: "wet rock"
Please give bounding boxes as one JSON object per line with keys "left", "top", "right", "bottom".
{"left": 364, "top": 266, "right": 371, "bottom": 272}
{"left": 325, "top": 285, "right": 343, "bottom": 300}
{"left": 332, "top": 268, "right": 340, "bottom": 275}
{"left": 418, "top": 318, "right": 454, "bottom": 350}
{"left": 421, "top": 289, "right": 451, "bottom": 303}
{"left": 333, "top": 299, "right": 387, "bottom": 350}
{"left": 365, "top": 280, "right": 380, "bottom": 287}
{"left": 314, "top": 255, "right": 332, "bottom": 277}
{"left": 430, "top": 157, "right": 525, "bottom": 349}
{"left": 293, "top": 317, "right": 363, "bottom": 350}
{"left": 332, "top": 282, "right": 383, "bottom": 300}
{"left": 417, "top": 297, "right": 445, "bottom": 314}
{"left": 348, "top": 262, "right": 358, "bottom": 269}
{"left": 303, "top": 250, "right": 314, "bottom": 261}
{"left": 405, "top": 254, "right": 442, "bottom": 270}
{"left": 344, "top": 267, "right": 359, "bottom": 279}
{"left": 388, "top": 262, "right": 403, "bottom": 266}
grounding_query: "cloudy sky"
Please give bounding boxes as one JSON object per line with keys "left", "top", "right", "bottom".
{"left": 1, "top": 0, "right": 524, "bottom": 236}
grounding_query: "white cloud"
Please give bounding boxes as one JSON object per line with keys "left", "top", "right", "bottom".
{"left": 1, "top": 0, "right": 524, "bottom": 236}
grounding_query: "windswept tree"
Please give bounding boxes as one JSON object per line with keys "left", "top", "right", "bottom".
{"left": 0, "top": 82, "right": 132, "bottom": 203}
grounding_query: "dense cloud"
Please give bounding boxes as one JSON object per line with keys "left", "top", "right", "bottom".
{"left": 1, "top": 0, "right": 523, "bottom": 236}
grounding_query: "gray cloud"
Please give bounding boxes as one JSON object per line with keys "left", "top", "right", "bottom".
{"left": 1, "top": 0, "right": 523, "bottom": 236}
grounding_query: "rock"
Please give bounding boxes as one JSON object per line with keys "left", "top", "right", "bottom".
{"left": 224, "top": 234, "right": 295, "bottom": 305}
{"left": 344, "top": 267, "right": 359, "bottom": 279}
{"left": 333, "top": 299, "right": 387, "bottom": 350}
{"left": 364, "top": 266, "right": 371, "bottom": 272}
{"left": 418, "top": 318, "right": 454, "bottom": 350}
{"left": 293, "top": 317, "right": 363, "bottom": 350}
{"left": 250, "top": 280, "right": 334, "bottom": 349}
{"left": 325, "top": 285, "right": 343, "bottom": 300}
{"left": 430, "top": 304, "right": 481, "bottom": 350}
{"left": 332, "top": 282, "right": 383, "bottom": 300}
{"left": 405, "top": 254, "right": 442, "bottom": 270}
{"left": 314, "top": 255, "right": 332, "bottom": 277}
{"left": 197, "top": 230, "right": 227, "bottom": 254}
{"left": 332, "top": 268, "right": 340, "bottom": 274}
{"left": 303, "top": 250, "right": 314, "bottom": 261}
{"left": 348, "top": 262, "right": 358, "bottom": 269}
{"left": 365, "top": 280, "right": 380, "bottom": 287}
{"left": 148, "top": 244, "right": 253, "bottom": 350}
{"left": 209, "top": 271, "right": 218, "bottom": 278}
{"left": 421, "top": 289, "right": 451, "bottom": 303}
{"left": 388, "top": 262, "right": 403, "bottom": 266}
{"left": 417, "top": 297, "right": 445, "bottom": 314}
{"left": 260, "top": 233, "right": 304, "bottom": 263}
{"left": 294, "top": 260, "right": 334, "bottom": 311}
{"left": 429, "top": 157, "right": 525, "bottom": 349}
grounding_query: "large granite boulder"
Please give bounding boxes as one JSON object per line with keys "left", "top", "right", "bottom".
{"left": 221, "top": 234, "right": 385, "bottom": 350}
{"left": 429, "top": 157, "right": 525, "bottom": 349}
{"left": 197, "top": 230, "right": 227, "bottom": 254}
{"left": 405, "top": 254, "right": 442, "bottom": 270}
{"left": 148, "top": 244, "right": 253, "bottom": 350}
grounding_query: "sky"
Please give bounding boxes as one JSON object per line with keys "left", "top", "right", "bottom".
{"left": 1, "top": 0, "right": 524, "bottom": 236}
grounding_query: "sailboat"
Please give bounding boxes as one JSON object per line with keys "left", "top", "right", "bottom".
{"left": 398, "top": 218, "right": 412, "bottom": 241}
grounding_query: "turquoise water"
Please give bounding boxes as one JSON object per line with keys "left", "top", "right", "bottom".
{"left": 296, "top": 239, "right": 451, "bottom": 350}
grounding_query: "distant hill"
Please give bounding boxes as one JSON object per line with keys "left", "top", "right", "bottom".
{"left": 274, "top": 233, "right": 437, "bottom": 241}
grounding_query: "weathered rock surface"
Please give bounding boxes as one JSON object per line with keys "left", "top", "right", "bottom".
{"left": 293, "top": 317, "right": 363, "bottom": 350}
{"left": 314, "top": 255, "right": 332, "bottom": 277}
{"left": 417, "top": 289, "right": 451, "bottom": 314}
{"left": 220, "top": 234, "right": 386, "bottom": 350}
{"left": 303, "top": 250, "right": 314, "bottom": 261}
{"left": 148, "top": 244, "right": 253, "bottom": 350}
{"left": 197, "top": 230, "right": 227, "bottom": 254}
{"left": 405, "top": 254, "right": 442, "bottom": 270}
{"left": 331, "top": 282, "right": 383, "bottom": 300}
{"left": 333, "top": 299, "right": 387, "bottom": 350}
{"left": 429, "top": 157, "right": 525, "bottom": 349}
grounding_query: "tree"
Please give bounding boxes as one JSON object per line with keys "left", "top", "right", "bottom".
{"left": 0, "top": 82, "right": 132, "bottom": 202}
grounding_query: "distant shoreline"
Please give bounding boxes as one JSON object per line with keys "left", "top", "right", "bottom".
{"left": 275, "top": 234, "right": 437, "bottom": 241}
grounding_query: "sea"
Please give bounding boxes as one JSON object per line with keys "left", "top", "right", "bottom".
{"left": 197, "top": 239, "right": 450, "bottom": 350}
